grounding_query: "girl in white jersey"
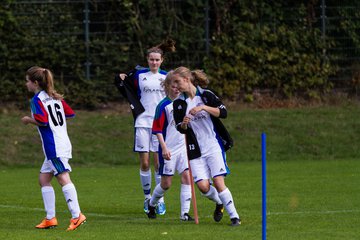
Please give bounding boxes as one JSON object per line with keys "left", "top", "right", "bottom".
{"left": 21, "top": 66, "right": 86, "bottom": 231}
{"left": 115, "top": 39, "right": 176, "bottom": 215}
{"left": 170, "top": 67, "right": 241, "bottom": 226}
{"left": 147, "top": 73, "right": 193, "bottom": 221}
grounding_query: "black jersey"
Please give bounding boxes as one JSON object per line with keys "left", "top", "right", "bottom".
{"left": 114, "top": 65, "right": 145, "bottom": 120}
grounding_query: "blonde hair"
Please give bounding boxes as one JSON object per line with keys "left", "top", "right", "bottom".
{"left": 26, "top": 66, "right": 63, "bottom": 100}
{"left": 172, "top": 66, "right": 209, "bottom": 88}
{"left": 162, "top": 71, "right": 174, "bottom": 96}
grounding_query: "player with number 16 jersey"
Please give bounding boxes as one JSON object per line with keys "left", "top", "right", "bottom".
{"left": 31, "top": 90, "right": 75, "bottom": 160}
{"left": 22, "top": 66, "right": 86, "bottom": 231}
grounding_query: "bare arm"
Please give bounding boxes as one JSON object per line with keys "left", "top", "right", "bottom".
{"left": 21, "top": 116, "right": 43, "bottom": 126}
{"left": 188, "top": 105, "right": 220, "bottom": 118}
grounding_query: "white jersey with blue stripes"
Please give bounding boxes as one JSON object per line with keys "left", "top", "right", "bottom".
{"left": 134, "top": 69, "right": 166, "bottom": 128}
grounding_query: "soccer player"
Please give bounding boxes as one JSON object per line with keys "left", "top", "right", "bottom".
{"left": 114, "top": 39, "right": 176, "bottom": 215}
{"left": 148, "top": 73, "right": 193, "bottom": 221}
{"left": 21, "top": 66, "right": 86, "bottom": 231}
{"left": 171, "top": 67, "right": 241, "bottom": 226}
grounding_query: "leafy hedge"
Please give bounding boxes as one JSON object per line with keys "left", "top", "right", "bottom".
{"left": 204, "top": 1, "right": 339, "bottom": 100}
{"left": 0, "top": 0, "right": 359, "bottom": 108}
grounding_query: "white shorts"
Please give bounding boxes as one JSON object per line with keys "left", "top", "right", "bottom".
{"left": 190, "top": 151, "right": 228, "bottom": 183}
{"left": 134, "top": 127, "right": 159, "bottom": 152}
{"left": 40, "top": 157, "right": 72, "bottom": 176}
{"left": 159, "top": 148, "right": 189, "bottom": 176}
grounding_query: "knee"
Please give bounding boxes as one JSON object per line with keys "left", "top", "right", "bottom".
{"left": 160, "top": 178, "right": 172, "bottom": 190}
{"left": 39, "top": 173, "right": 52, "bottom": 187}
{"left": 161, "top": 183, "right": 171, "bottom": 191}
{"left": 140, "top": 160, "right": 150, "bottom": 171}
{"left": 213, "top": 176, "right": 226, "bottom": 192}
{"left": 56, "top": 172, "right": 72, "bottom": 187}
{"left": 39, "top": 179, "right": 51, "bottom": 187}
{"left": 197, "top": 181, "right": 210, "bottom": 194}
{"left": 181, "top": 170, "right": 191, "bottom": 185}
{"left": 140, "top": 156, "right": 150, "bottom": 170}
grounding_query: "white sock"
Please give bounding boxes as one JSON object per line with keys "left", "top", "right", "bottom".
{"left": 154, "top": 171, "right": 164, "bottom": 203}
{"left": 140, "top": 169, "right": 151, "bottom": 199}
{"left": 155, "top": 170, "right": 161, "bottom": 186}
{"left": 203, "top": 185, "right": 222, "bottom": 205}
{"left": 180, "top": 184, "right": 191, "bottom": 216}
{"left": 150, "top": 184, "right": 166, "bottom": 207}
{"left": 41, "top": 186, "right": 56, "bottom": 219}
{"left": 218, "top": 188, "right": 239, "bottom": 219}
{"left": 62, "top": 183, "right": 81, "bottom": 219}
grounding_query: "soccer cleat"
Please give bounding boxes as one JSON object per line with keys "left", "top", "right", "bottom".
{"left": 67, "top": 213, "right": 86, "bottom": 231}
{"left": 147, "top": 200, "right": 156, "bottom": 219}
{"left": 213, "top": 204, "right": 224, "bottom": 222}
{"left": 180, "top": 213, "right": 194, "bottom": 221}
{"left": 230, "top": 217, "right": 241, "bottom": 226}
{"left": 156, "top": 202, "right": 166, "bottom": 215}
{"left": 144, "top": 198, "right": 150, "bottom": 213}
{"left": 35, "top": 217, "right": 58, "bottom": 229}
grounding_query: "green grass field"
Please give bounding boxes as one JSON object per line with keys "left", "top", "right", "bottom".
{"left": 0, "top": 160, "right": 359, "bottom": 239}
{"left": 1, "top": 102, "right": 360, "bottom": 239}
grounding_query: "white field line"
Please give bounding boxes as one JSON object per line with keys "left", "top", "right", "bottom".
{"left": 0, "top": 204, "right": 173, "bottom": 220}
{"left": 268, "top": 209, "right": 360, "bottom": 215}
{"left": 1, "top": 204, "right": 359, "bottom": 218}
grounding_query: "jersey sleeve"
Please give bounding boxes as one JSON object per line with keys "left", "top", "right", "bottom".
{"left": 61, "top": 100, "right": 75, "bottom": 118}
{"left": 173, "top": 98, "right": 188, "bottom": 134}
{"left": 152, "top": 102, "right": 167, "bottom": 134}
{"left": 30, "top": 96, "right": 48, "bottom": 125}
{"left": 134, "top": 70, "right": 142, "bottom": 99}
{"left": 204, "top": 90, "right": 227, "bottom": 118}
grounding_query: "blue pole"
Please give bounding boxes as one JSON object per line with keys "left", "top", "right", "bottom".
{"left": 262, "top": 133, "right": 267, "bottom": 240}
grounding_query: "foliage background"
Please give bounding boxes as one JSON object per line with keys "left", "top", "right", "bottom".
{"left": 0, "top": 0, "right": 359, "bottom": 108}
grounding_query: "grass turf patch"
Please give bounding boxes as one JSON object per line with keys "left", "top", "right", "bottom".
{"left": 0, "top": 160, "right": 359, "bottom": 239}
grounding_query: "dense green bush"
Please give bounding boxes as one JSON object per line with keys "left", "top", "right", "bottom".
{"left": 204, "top": 2, "right": 337, "bottom": 99}
{"left": 0, "top": 0, "right": 359, "bottom": 107}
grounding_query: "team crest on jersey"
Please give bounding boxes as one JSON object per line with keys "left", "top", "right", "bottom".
{"left": 142, "top": 77, "right": 147, "bottom": 81}
{"left": 192, "top": 112, "right": 207, "bottom": 121}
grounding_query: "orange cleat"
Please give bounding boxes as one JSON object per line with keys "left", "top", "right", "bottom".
{"left": 67, "top": 213, "right": 86, "bottom": 231}
{"left": 35, "top": 217, "right": 58, "bottom": 229}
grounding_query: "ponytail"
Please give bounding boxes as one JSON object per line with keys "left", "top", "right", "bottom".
{"left": 191, "top": 69, "right": 209, "bottom": 88}
{"left": 26, "top": 66, "right": 63, "bottom": 100}
{"left": 172, "top": 66, "right": 209, "bottom": 88}
{"left": 147, "top": 38, "right": 176, "bottom": 57}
